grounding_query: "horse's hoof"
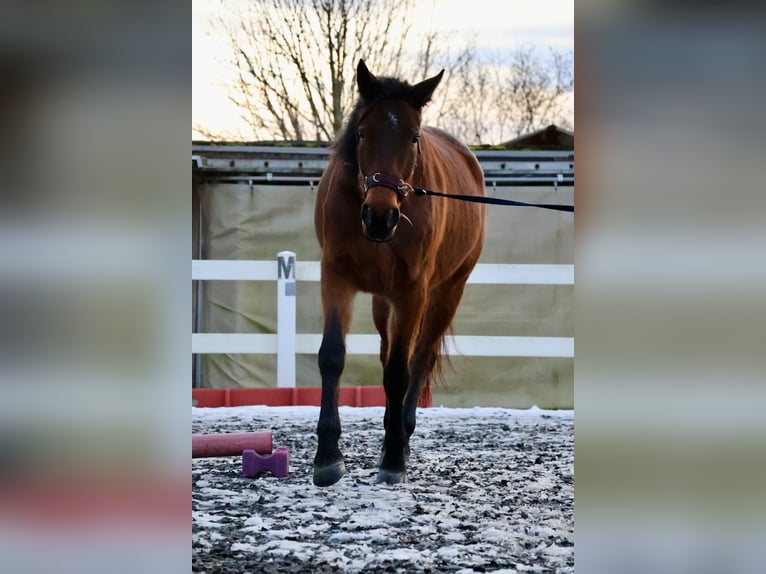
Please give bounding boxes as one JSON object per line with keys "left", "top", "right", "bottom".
{"left": 313, "top": 461, "right": 346, "bottom": 487}
{"left": 376, "top": 468, "right": 407, "bottom": 485}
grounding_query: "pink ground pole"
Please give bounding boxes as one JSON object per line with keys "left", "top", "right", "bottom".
{"left": 192, "top": 431, "right": 273, "bottom": 458}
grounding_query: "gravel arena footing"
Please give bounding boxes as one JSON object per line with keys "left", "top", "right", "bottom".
{"left": 193, "top": 405, "right": 573, "bottom": 574}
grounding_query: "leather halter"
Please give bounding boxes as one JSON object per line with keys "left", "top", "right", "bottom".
{"left": 362, "top": 171, "right": 410, "bottom": 201}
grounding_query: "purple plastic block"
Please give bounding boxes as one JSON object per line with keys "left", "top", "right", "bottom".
{"left": 242, "top": 447, "right": 289, "bottom": 478}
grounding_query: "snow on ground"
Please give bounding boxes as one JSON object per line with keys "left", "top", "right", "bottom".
{"left": 192, "top": 405, "right": 574, "bottom": 574}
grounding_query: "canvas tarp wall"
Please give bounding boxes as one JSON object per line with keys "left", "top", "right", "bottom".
{"left": 195, "top": 181, "right": 573, "bottom": 408}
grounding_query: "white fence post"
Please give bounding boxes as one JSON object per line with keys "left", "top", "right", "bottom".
{"left": 276, "top": 251, "right": 297, "bottom": 387}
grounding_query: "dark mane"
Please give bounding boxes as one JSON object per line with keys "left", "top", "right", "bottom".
{"left": 334, "top": 76, "right": 416, "bottom": 171}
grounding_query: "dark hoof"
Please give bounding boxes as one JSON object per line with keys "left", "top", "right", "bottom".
{"left": 376, "top": 468, "right": 407, "bottom": 485}
{"left": 313, "top": 460, "right": 346, "bottom": 487}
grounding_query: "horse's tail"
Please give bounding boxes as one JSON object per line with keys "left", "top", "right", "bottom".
{"left": 418, "top": 327, "right": 456, "bottom": 407}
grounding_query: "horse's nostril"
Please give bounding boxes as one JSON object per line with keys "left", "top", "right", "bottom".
{"left": 386, "top": 208, "right": 400, "bottom": 230}
{"left": 361, "top": 204, "right": 373, "bottom": 227}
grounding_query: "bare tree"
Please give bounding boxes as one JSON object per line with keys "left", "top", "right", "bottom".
{"left": 424, "top": 43, "right": 501, "bottom": 146}
{"left": 430, "top": 44, "right": 574, "bottom": 144}
{"left": 199, "top": 2, "right": 573, "bottom": 145}
{"left": 501, "top": 45, "right": 574, "bottom": 139}
{"left": 210, "top": 0, "right": 420, "bottom": 142}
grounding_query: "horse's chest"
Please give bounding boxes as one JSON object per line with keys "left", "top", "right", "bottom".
{"left": 329, "top": 244, "right": 417, "bottom": 296}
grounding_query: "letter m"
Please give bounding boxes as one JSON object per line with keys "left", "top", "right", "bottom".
{"left": 278, "top": 255, "right": 295, "bottom": 280}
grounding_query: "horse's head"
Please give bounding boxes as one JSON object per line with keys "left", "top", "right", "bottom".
{"left": 354, "top": 59, "right": 444, "bottom": 242}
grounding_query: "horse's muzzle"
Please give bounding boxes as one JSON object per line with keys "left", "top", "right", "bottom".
{"left": 361, "top": 204, "right": 399, "bottom": 242}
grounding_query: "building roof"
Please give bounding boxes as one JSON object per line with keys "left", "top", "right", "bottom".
{"left": 501, "top": 125, "right": 574, "bottom": 150}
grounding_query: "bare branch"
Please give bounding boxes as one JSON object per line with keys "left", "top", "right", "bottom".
{"left": 197, "top": 2, "right": 573, "bottom": 145}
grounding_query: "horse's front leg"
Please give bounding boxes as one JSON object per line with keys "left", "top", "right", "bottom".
{"left": 377, "top": 288, "right": 426, "bottom": 485}
{"left": 313, "top": 265, "right": 355, "bottom": 487}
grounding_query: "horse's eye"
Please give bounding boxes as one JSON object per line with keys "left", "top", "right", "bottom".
{"left": 411, "top": 135, "right": 420, "bottom": 145}
{"left": 357, "top": 129, "right": 365, "bottom": 140}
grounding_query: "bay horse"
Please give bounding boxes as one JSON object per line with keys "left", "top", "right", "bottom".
{"left": 313, "top": 60, "right": 486, "bottom": 486}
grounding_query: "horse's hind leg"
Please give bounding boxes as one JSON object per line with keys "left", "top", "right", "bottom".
{"left": 377, "top": 288, "right": 427, "bottom": 485}
{"left": 314, "top": 264, "right": 355, "bottom": 487}
{"left": 403, "top": 272, "right": 473, "bottom": 444}
{"left": 372, "top": 295, "right": 390, "bottom": 368}
{"left": 372, "top": 295, "right": 390, "bottom": 429}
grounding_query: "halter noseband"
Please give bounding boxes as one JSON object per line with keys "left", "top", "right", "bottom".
{"left": 362, "top": 171, "right": 411, "bottom": 201}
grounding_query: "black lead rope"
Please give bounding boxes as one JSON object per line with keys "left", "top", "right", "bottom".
{"left": 413, "top": 186, "right": 574, "bottom": 213}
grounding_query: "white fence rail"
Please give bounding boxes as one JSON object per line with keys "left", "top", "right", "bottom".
{"left": 191, "top": 259, "right": 574, "bottom": 285}
{"left": 192, "top": 254, "right": 574, "bottom": 387}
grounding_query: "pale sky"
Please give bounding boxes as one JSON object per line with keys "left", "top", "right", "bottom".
{"left": 192, "top": 0, "right": 574, "bottom": 139}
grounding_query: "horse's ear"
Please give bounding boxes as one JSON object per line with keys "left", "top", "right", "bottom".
{"left": 357, "top": 59, "right": 380, "bottom": 102}
{"left": 409, "top": 69, "right": 445, "bottom": 108}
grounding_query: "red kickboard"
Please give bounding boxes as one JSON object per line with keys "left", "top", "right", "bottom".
{"left": 192, "top": 385, "right": 403, "bottom": 408}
